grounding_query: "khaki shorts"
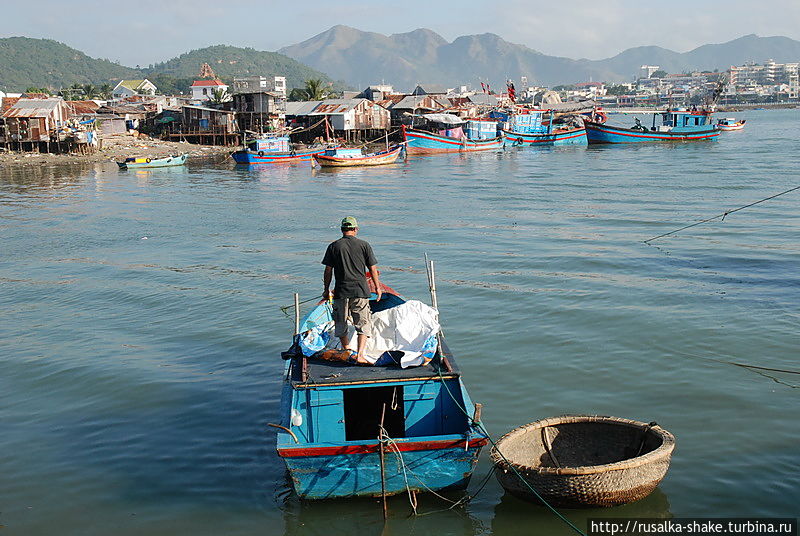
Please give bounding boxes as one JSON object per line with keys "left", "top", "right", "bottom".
{"left": 332, "top": 298, "right": 372, "bottom": 338}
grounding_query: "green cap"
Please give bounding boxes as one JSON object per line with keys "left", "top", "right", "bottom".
{"left": 341, "top": 216, "right": 358, "bottom": 229}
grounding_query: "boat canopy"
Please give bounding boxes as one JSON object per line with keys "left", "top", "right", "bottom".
{"left": 422, "top": 113, "right": 464, "bottom": 125}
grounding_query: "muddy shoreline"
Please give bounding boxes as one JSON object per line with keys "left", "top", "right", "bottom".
{"left": 0, "top": 135, "right": 234, "bottom": 166}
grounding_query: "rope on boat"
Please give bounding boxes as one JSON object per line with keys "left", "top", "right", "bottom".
{"left": 280, "top": 294, "right": 324, "bottom": 317}
{"left": 644, "top": 185, "right": 800, "bottom": 243}
{"left": 354, "top": 128, "right": 402, "bottom": 149}
{"left": 435, "top": 360, "right": 588, "bottom": 536}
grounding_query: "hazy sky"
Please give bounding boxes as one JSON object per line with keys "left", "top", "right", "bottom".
{"left": 2, "top": 0, "right": 799, "bottom": 67}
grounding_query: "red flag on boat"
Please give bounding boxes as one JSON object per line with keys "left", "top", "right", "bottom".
{"left": 507, "top": 80, "right": 516, "bottom": 102}
{"left": 481, "top": 82, "right": 486, "bottom": 93}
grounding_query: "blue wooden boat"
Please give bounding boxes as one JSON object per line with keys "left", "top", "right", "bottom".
{"left": 585, "top": 109, "right": 720, "bottom": 143}
{"left": 117, "top": 154, "right": 187, "bottom": 169}
{"left": 275, "top": 281, "right": 488, "bottom": 500}
{"left": 501, "top": 110, "right": 587, "bottom": 146}
{"left": 403, "top": 124, "right": 503, "bottom": 154}
{"left": 231, "top": 135, "right": 330, "bottom": 164}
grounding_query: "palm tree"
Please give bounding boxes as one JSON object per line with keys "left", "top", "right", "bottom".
{"left": 301, "top": 78, "right": 334, "bottom": 101}
{"left": 210, "top": 87, "right": 231, "bottom": 104}
{"left": 83, "top": 84, "right": 98, "bottom": 99}
{"left": 98, "top": 83, "right": 113, "bottom": 100}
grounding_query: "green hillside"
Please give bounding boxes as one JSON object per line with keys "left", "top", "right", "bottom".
{"left": 0, "top": 38, "right": 341, "bottom": 94}
{"left": 0, "top": 37, "right": 138, "bottom": 91}
{"left": 143, "top": 45, "right": 341, "bottom": 91}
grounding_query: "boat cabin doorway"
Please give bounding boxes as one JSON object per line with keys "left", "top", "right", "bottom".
{"left": 344, "top": 386, "right": 405, "bottom": 441}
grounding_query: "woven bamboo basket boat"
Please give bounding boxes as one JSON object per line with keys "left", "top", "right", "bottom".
{"left": 491, "top": 415, "right": 675, "bottom": 508}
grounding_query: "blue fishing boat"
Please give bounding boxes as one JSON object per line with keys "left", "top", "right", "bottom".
{"left": 231, "top": 135, "right": 330, "bottom": 164}
{"left": 501, "top": 109, "right": 587, "bottom": 146}
{"left": 585, "top": 109, "right": 720, "bottom": 143}
{"left": 403, "top": 116, "right": 502, "bottom": 154}
{"left": 275, "top": 279, "right": 488, "bottom": 500}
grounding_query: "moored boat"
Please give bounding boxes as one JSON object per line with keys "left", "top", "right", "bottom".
{"left": 716, "top": 117, "right": 746, "bottom": 131}
{"left": 117, "top": 154, "right": 187, "bottom": 169}
{"left": 275, "top": 278, "right": 488, "bottom": 499}
{"left": 231, "top": 135, "right": 330, "bottom": 164}
{"left": 501, "top": 109, "right": 587, "bottom": 146}
{"left": 313, "top": 145, "right": 404, "bottom": 167}
{"left": 585, "top": 109, "right": 720, "bottom": 143}
{"left": 403, "top": 116, "right": 502, "bottom": 154}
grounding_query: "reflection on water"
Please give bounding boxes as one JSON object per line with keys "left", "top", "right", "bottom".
{"left": 1, "top": 110, "right": 798, "bottom": 535}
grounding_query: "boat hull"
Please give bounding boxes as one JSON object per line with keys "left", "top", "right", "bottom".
{"left": 117, "top": 154, "right": 187, "bottom": 168}
{"left": 314, "top": 146, "right": 403, "bottom": 167}
{"left": 502, "top": 127, "right": 587, "bottom": 146}
{"left": 232, "top": 147, "right": 327, "bottom": 164}
{"left": 404, "top": 128, "right": 502, "bottom": 154}
{"left": 717, "top": 123, "right": 745, "bottom": 131}
{"left": 279, "top": 437, "right": 486, "bottom": 499}
{"left": 585, "top": 121, "right": 720, "bottom": 143}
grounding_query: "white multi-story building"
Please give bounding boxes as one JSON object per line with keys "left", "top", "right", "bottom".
{"left": 232, "top": 76, "right": 286, "bottom": 97}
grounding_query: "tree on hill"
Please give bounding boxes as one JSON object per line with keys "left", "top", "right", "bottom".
{"left": 606, "top": 84, "right": 629, "bottom": 96}
{"left": 650, "top": 70, "right": 668, "bottom": 78}
{"left": 25, "top": 86, "right": 52, "bottom": 95}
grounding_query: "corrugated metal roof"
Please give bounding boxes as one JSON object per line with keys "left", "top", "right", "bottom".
{"left": 391, "top": 95, "right": 445, "bottom": 111}
{"left": 308, "top": 98, "right": 369, "bottom": 115}
{"left": 284, "top": 100, "right": 323, "bottom": 116}
{"left": 3, "top": 98, "right": 63, "bottom": 118}
{"left": 68, "top": 100, "right": 101, "bottom": 114}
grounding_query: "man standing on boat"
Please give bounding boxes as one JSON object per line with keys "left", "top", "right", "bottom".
{"left": 322, "top": 216, "right": 382, "bottom": 364}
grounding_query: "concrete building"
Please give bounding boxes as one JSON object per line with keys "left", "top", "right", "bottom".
{"left": 232, "top": 76, "right": 286, "bottom": 98}
{"left": 190, "top": 79, "right": 229, "bottom": 102}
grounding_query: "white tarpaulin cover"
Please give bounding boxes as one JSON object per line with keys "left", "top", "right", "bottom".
{"left": 422, "top": 113, "right": 464, "bottom": 125}
{"left": 299, "top": 300, "right": 440, "bottom": 368}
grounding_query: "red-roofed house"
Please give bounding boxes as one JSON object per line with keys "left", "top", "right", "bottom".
{"left": 191, "top": 79, "right": 229, "bottom": 101}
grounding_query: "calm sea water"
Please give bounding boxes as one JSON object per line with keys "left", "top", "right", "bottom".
{"left": 1, "top": 110, "right": 798, "bottom": 535}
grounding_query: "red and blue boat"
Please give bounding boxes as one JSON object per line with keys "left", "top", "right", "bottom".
{"left": 585, "top": 109, "right": 720, "bottom": 143}
{"left": 275, "top": 279, "right": 488, "bottom": 499}
{"left": 232, "top": 135, "right": 330, "bottom": 164}
{"left": 403, "top": 118, "right": 503, "bottom": 154}
{"left": 501, "top": 109, "right": 587, "bottom": 146}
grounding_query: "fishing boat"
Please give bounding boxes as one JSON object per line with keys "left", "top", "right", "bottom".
{"left": 501, "top": 109, "right": 587, "bottom": 146}
{"left": 403, "top": 116, "right": 502, "bottom": 154}
{"left": 117, "top": 154, "right": 187, "bottom": 169}
{"left": 716, "top": 118, "right": 746, "bottom": 131}
{"left": 231, "top": 135, "right": 330, "bottom": 164}
{"left": 585, "top": 109, "right": 720, "bottom": 143}
{"left": 313, "top": 145, "right": 404, "bottom": 167}
{"left": 274, "top": 274, "right": 488, "bottom": 500}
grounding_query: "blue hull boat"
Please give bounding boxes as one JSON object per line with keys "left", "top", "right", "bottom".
{"left": 502, "top": 126, "right": 587, "bottom": 146}
{"left": 585, "top": 110, "right": 720, "bottom": 144}
{"left": 276, "top": 283, "right": 488, "bottom": 500}
{"left": 403, "top": 127, "right": 503, "bottom": 154}
{"left": 231, "top": 146, "right": 328, "bottom": 164}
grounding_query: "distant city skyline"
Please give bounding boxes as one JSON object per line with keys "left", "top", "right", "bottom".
{"left": 2, "top": 0, "right": 800, "bottom": 67}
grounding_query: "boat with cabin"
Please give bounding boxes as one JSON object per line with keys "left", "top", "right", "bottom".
{"left": 585, "top": 109, "right": 720, "bottom": 143}
{"left": 231, "top": 135, "right": 330, "bottom": 164}
{"left": 403, "top": 115, "right": 502, "bottom": 154}
{"left": 274, "top": 275, "right": 488, "bottom": 500}
{"left": 313, "top": 145, "right": 404, "bottom": 167}
{"left": 501, "top": 109, "right": 587, "bottom": 146}
{"left": 716, "top": 117, "right": 746, "bottom": 131}
{"left": 117, "top": 154, "right": 187, "bottom": 169}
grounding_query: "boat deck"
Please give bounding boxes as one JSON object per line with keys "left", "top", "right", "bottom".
{"left": 289, "top": 339, "right": 461, "bottom": 387}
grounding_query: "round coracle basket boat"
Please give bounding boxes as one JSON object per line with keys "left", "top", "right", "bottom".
{"left": 491, "top": 415, "right": 675, "bottom": 508}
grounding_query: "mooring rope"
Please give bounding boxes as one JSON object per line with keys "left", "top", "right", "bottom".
{"left": 436, "top": 357, "right": 588, "bottom": 536}
{"left": 644, "top": 185, "right": 800, "bottom": 243}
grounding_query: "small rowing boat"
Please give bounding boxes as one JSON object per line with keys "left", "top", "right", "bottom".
{"left": 313, "top": 145, "right": 404, "bottom": 167}
{"left": 716, "top": 118, "right": 746, "bottom": 131}
{"left": 117, "top": 154, "right": 187, "bottom": 169}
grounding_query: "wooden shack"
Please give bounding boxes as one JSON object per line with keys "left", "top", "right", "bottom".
{"left": 177, "top": 105, "right": 239, "bottom": 145}
{"left": 232, "top": 91, "right": 286, "bottom": 133}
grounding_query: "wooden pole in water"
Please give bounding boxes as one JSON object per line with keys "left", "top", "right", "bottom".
{"left": 379, "top": 403, "right": 388, "bottom": 520}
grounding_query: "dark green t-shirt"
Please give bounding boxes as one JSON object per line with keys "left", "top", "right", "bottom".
{"left": 322, "top": 235, "right": 377, "bottom": 298}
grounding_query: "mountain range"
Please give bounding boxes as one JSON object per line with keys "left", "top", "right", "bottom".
{"left": 279, "top": 26, "right": 800, "bottom": 89}
{"left": 2, "top": 30, "right": 800, "bottom": 94}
